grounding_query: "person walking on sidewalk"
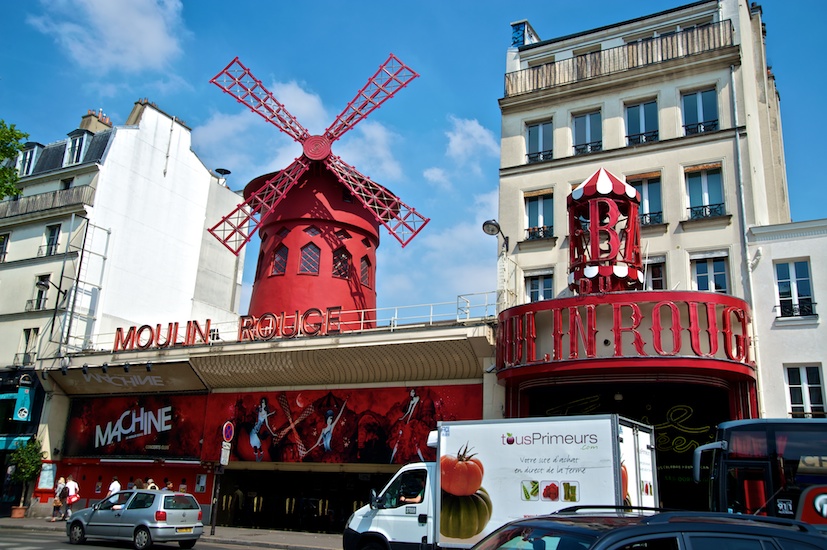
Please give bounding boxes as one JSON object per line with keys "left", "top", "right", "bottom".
{"left": 106, "top": 476, "right": 121, "bottom": 497}
{"left": 65, "top": 475, "right": 80, "bottom": 518}
{"left": 51, "top": 477, "right": 66, "bottom": 522}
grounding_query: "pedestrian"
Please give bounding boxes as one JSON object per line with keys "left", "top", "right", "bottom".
{"left": 163, "top": 480, "right": 174, "bottom": 491}
{"left": 134, "top": 478, "right": 146, "bottom": 489}
{"left": 51, "top": 476, "right": 66, "bottom": 522}
{"left": 106, "top": 475, "right": 121, "bottom": 497}
{"left": 65, "top": 475, "right": 80, "bottom": 518}
{"left": 146, "top": 478, "right": 159, "bottom": 490}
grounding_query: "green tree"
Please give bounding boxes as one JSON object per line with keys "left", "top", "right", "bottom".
{"left": 10, "top": 437, "right": 45, "bottom": 508}
{"left": 0, "top": 119, "right": 29, "bottom": 199}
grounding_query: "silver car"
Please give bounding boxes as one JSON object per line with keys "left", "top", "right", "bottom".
{"left": 66, "top": 490, "right": 204, "bottom": 550}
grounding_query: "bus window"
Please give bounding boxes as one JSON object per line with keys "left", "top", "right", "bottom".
{"left": 724, "top": 464, "right": 770, "bottom": 515}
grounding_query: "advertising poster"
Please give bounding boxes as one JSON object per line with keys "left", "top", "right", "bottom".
{"left": 437, "top": 416, "right": 617, "bottom": 546}
{"left": 64, "top": 394, "right": 208, "bottom": 458}
{"left": 203, "top": 384, "right": 482, "bottom": 464}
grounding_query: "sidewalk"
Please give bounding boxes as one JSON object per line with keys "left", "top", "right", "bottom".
{"left": 0, "top": 516, "right": 342, "bottom": 550}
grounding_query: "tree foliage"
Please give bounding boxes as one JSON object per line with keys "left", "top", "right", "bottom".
{"left": 0, "top": 119, "right": 29, "bottom": 199}
{"left": 10, "top": 438, "right": 45, "bottom": 507}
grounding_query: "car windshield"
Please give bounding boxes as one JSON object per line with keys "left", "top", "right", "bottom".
{"left": 473, "top": 525, "right": 593, "bottom": 550}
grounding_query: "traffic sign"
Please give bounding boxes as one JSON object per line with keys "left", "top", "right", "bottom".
{"left": 222, "top": 421, "right": 234, "bottom": 442}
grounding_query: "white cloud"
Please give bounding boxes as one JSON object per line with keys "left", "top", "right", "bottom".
{"left": 423, "top": 167, "right": 452, "bottom": 192}
{"left": 28, "top": 0, "right": 185, "bottom": 73}
{"left": 336, "top": 121, "right": 403, "bottom": 182}
{"left": 270, "top": 81, "right": 330, "bottom": 135}
{"left": 445, "top": 116, "right": 500, "bottom": 176}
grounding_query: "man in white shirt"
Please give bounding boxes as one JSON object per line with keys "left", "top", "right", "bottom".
{"left": 65, "top": 475, "right": 80, "bottom": 518}
{"left": 106, "top": 476, "right": 121, "bottom": 497}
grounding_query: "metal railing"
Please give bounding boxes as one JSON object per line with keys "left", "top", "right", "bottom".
{"left": 684, "top": 119, "right": 719, "bottom": 135}
{"left": 0, "top": 184, "right": 96, "bottom": 219}
{"left": 776, "top": 301, "right": 817, "bottom": 318}
{"left": 505, "top": 20, "right": 733, "bottom": 97}
{"left": 38, "top": 243, "right": 60, "bottom": 257}
{"left": 640, "top": 212, "right": 663, "bottom": 226}
{"left": 13, "top": 352, "right": 36, "bottom": 366}
{"left": 25, "top": 298, "right": 48, "bottom": 311}
{"left": 688, "top": 203, "right": 725, "bottom": 220}
{"left": 627, "top": 130, "right": 659, "bottom": 145}
{"left": 527, "top": 149, "right": 553, "bottom": 163}
{"left": 574, "top": 141, "right": 602, "bottom": 155}
{"left": 526, "top": 225, "right": 554, "bottom": 240}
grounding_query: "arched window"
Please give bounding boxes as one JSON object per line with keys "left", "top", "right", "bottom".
{"left": 299, "top": 243, "right": 321, "bottom": 274}
{"left": 271, "top": 245, "right": 288, "bottom": 276}
{"left": 360, "top": 256, "right": 371, "bottom": 287}
{"left": 332, "top": 247, "right": 351, "bottom": 279}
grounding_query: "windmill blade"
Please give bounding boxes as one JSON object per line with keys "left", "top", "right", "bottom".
{"left": 208, "top": 157, "right": 311, "bottom": 255}
{"left": 325, "top": 155, "right": 429, "bottom": 247}
{"left": 324, "top": 54, "right": 419, "bottom": 143}
{"left": 211, "top": 57, "right": 310, "bottom": 144}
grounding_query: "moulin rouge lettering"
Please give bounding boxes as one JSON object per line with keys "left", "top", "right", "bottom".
{"left": 114, "top": 320, "right": 211, "bottom": 352}
{"left": 238, "top": 306, "right": 342, "bottom": 341}
{"left": 499, "top": 297, "right": 752, "bottom": 368}
{"left": 95, "top": 405, "right": 172, "bottom": 448}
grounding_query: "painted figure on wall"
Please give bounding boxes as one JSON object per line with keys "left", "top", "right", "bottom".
{"left": 250, "top": 397, "right": 276, "bottom": 462}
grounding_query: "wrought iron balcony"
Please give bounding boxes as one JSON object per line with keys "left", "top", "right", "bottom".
{"left": 38, "top": 243, "right": 61, "bottom": 257}
{"left": 25, "top": 298, "right": 48, "bottom": 311}
{"left": 688, "top": 203, "right": 725, "bottom": 220}
{"left": 13, "top": 352, "right": 36, "bottom": 366}
{"left": 525, "top": 225, "right": 553, "bottom": 240}
{"left": 527, "top": 149, "right": 553, "bottom": 163}
{"left": 684, "top": 119, "right": 719, "bottom": 135}
{"left": 574, "top": 141, "right": 602, "bottom": 156}
{"left": 627, "top": 130, "right": 659, "bottom": 145}
{"left": 777, "top": 301, "right": 816, "bottom": 318}
{"left": 504, "top": 20, "right": 734, "bottom": 98}
{"left": 640, "top": 212, "right": 663, "bottom": 226}
{"left": 790, "top": 410, "right": 826, "bottom": 419}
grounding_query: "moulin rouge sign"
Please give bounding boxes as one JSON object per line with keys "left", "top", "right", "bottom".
{"left": 112, "top": 306, "right": 343, "bottom": 352}
{"left": 497, "top": 291, "right": 754, "bottom": 370}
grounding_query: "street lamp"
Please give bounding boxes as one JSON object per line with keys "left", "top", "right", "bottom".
{"left": 482, "top": 219, "right": 509, "bottom": 251}
{"left": 36, "top": 278, "right": 66, "bottom": 298}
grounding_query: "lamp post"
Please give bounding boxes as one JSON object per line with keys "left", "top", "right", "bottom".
{"left": 482, "top": 219, "right": 517, "bottom": 311}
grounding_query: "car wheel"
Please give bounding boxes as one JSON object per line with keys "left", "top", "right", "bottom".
{"left": 68, "top": 522, "right": 86, "bottom": 544}
{"left": 133, "top": 526, "right": 152, "bottom": 550}
{"left": 178, "top": 540, "right": 197, "bottom": 549}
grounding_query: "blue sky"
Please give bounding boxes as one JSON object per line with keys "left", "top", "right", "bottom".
{"left": 2, "top": 0, "right": 823, "bottom": 314}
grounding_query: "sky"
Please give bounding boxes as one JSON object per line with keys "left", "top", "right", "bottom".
{"left": 2, "top": 0, "right": 824, "bottom": 315}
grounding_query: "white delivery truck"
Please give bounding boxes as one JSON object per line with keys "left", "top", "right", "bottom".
{"left": 344, "top": 415, "right": 658, "bottom": 550}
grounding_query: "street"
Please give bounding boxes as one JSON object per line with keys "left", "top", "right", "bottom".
{"left": 0, "top": 529, "right": 256, "bottom": 550}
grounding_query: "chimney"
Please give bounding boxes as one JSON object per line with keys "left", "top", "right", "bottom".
{"left": 79, "top": 109, "right": 113, "bottom": 133}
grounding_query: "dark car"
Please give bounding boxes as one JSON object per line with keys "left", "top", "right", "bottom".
{"left": 470, "top": 507, "right": 827, "bottom": 550}
{"left": 66, "top": 490, "right": 203, "bottom": 550}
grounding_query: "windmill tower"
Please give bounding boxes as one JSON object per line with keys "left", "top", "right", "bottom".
{"left": 209, "top": 55, "right": 429, "bottom": 331}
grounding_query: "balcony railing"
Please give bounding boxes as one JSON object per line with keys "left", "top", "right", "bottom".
{"left": 38, "top": 243, "right": 60, "bottom": 257}
{"left": 505, "top": 20, "right": 734, "bottom": 97}
{"left": 640, "top": 212, "right": 663, "bottom": 226}
{"left": 627, "top": 130, "right": 659, "bottom": 145}
{"left": 684, "top": 119, "right": 719, "bottom": 135}
{"left": 0, "top": 184, "right": 95, "bottom": 219}
{"left": 574, "top": 141, "right": 602, "bottom": 155}
{"left": 25, "top": 298, "right": 48, "bottom": 311}
{"left": 688, "top": 203, "right": 725, "bottom": 220}
{"left": 790, "top": 410, "right": 826, "bottom": 419}
{"left": 13, "top": 352, "right": 36, "bottom": 366}
{"left": 527, "top": 149, "right": 553, "bottom": 163}
{"left": 526, "top": 225, "right": 553, "bottom": 240}
{"left": 777, "top": 301, "right": 817, "bottom": 318}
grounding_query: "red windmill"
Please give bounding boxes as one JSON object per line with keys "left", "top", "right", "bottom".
{"left": 209, "top": 55, "right": 429, "bottom": 332}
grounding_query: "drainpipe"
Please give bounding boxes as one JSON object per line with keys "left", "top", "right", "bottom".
{"left": 730, "top": 64, "right": 762, "bottom": 418}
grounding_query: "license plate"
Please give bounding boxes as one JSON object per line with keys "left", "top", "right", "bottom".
{"left": 176, "top": 528, "right": 193, "bottom": 533}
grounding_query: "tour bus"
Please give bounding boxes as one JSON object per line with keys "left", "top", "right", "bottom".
{"left": 693, "top": 418, "right": 827, "bottom": 530}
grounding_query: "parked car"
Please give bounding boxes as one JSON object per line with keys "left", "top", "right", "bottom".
{"left": 470, "top": 507, "right": 827, "bottom": 550}
{"left": 66, "top": 489, "right": 203, "bottom": 550}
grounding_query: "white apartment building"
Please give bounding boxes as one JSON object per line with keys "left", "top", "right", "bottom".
{"left": 0, "top": 100, "right": 245, "bottom": 371}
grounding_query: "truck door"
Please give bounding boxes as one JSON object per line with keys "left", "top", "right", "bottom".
{"left": 377, "top": 468, "right": 430, "bottom": 548}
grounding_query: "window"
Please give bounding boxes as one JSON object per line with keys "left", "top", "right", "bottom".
{"left": 775, "top": 260, "right": 814, "bottom": 317}
{"left": 34, "top": 275, "right": 50, "bottom": 310}
{"left": 19, "top": 148, "right": 36, "bottom": 176}
{"left": 0, "top": 233, "right": 8, "bottom": 262}
{"left": 15, "top": 328, "right": 39, "bottom": 366}
{"left": 630, "top": 176, "right": 662, "bottom": 225}
{"left": 686, "top": 167, "right": 724, "bottom": 220}
{"left": 299, "top": 243, "right": 320, "bottom": 274}
{"left": 626, "top": 100, "right": 658, "bottom": 144}
{"left": 574, "top": 111, "right": 602, "bottom": 155}
{"left": 527, "top": 120, "right": 553, "bottom": 163}
{"left": 128, "top": 493, "right": 155, "bottom": 510}
{"left": 682, "top": 88, "right": 718, "bottom": 135}
{"left": 525, "top": 193, "right": 553, "bottom": 240}
{"left": 43, "top": 224, "right": 61, "bottom": 256}
{"left": 380, "top": 469, "right": 427, "bottom": 509}
{"left": 304, "top": 226, "right": 321, "bottom": 237}
{"left": 66, "top": 135, "right": 84, "bottom": 165}
{"left": 271, "top": 245, "right": 288, "bottom": 276}
{"left": 332, "top": 247, "right": 350, "bottom": 279}
{"left": 644, "top": 258, "right": 666, "bottom": 290}
{"left": 692, "top": 257, "right": 728, "bottom": 293}
{"left": 360, "top": 256, "right": 372, "bottom": 287}
{"left": 61, "top": 178, "right": 73, "bottom": 191}
{"left": 526, "top": 274, "right": 553, "bottom": 302}
{"left": 787, "top": 366, "right": 825, "bottom": 418}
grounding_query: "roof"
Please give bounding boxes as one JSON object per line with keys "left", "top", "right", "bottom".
{"left": 29, "top": 129, "right": 114, "bottom": 176}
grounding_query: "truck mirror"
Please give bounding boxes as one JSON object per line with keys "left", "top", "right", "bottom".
{"left": 370, "top": 489, "right": 384, "bottom": 509}
{"left": 693, "top": 441, "right": 727, "bottom": 483}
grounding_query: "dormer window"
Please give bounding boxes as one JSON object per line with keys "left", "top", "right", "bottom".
{"left": 17, "top": 142, "right": 42, "bottom": 176}
{"left": 64, "top": 130, "right": 90, "bottom": 166}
